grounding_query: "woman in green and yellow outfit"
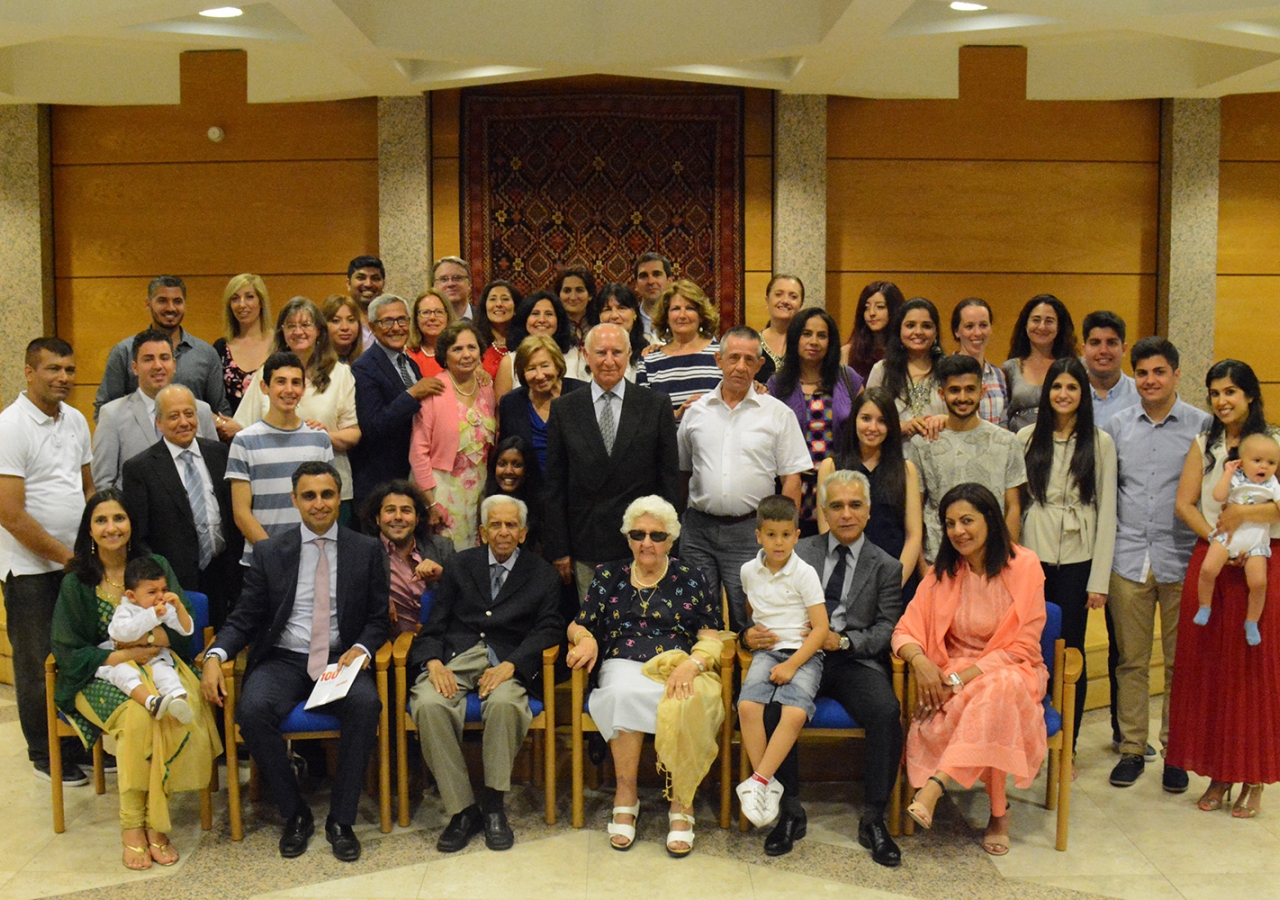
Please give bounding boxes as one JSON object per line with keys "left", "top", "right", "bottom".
{"left": 51, "top": 488, "right": 222, "bottom": 871}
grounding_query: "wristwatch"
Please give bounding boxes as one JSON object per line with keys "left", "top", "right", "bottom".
{"left": 147, "top": 632, "right": 156, "bottom": 646}
{"left": 945, "top": 672, "right": 963, "bottom": 689}
{"left": 837, "top": 635, "right": 850, "bottom": 651}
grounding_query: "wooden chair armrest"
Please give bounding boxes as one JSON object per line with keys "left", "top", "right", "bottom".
{"left": 542, "top": 645, "right": 560, "bottom": 664}
{"left": 45, "top": 653, "right": 57, "bottom": 675}
{"left": 891, "top": 655, "right": 905, "bottom": 674}
{"left": 1062, "top": 647, "right": 1083, "bottom": 684}
{"left": 391, "top": 631, "right": 415, "bottom": 666}
{"left": 374, "top": 641, "right": 393, "bottom": 671}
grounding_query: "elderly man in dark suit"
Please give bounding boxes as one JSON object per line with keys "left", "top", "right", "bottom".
{"left": 407, "top": 495, "right": 561, "bottom": 852}
{"left": 201, "top": 460, "right": 389, "bottom": 862}
{"left": 349, "top": 294, "right": 442, "bottom": 504}
{"left": 122, "top": 383, "right": 242, "bottom": 627}
{"left": 744, "top": 469, "right": 905, "bottom": 866}
{"left": 543, "top": 322, "right": 680, "bottom": 600}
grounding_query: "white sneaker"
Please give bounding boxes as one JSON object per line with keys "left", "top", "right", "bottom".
{"left": 737, "top": 777, "right": 785, "bottom": 828}
{"left": 165, "top": 694, "right": 194, "bottom": 724}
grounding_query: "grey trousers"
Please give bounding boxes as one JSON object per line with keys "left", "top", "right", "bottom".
{"left": 410, "top": 641, "right": 532, "bottom": 815}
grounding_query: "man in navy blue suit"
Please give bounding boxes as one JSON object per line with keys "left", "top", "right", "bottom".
{"left": 201, "top": 461, "right": 389, "bottom": 862}
{"left": 349, "top": 294, "right": 442, "bottom": 505}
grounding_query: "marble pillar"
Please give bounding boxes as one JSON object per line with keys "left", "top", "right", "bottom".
{"left": 1158, "top": 98, "right": 1219, "bottom": 396}
{"left": 378, "top": 95, "right": 431, "bottom": 300}
{"left": 0, "top": 105, "right": 53, "bottom": 406}
{"left": 773, "top": 94, "right": 827, "bottom": 307}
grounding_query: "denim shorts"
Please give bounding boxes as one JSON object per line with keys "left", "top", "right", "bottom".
{"left": 738, "top": 648, "right": 823, "bottom": 720}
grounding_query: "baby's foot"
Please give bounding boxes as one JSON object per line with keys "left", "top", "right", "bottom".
{"left": 164, "top": 692, "right": 194, "bottom": 724}
{"left": 1245, "top": 621, "right": 1261, "bottom": 646}
{"left": 1194, "top": 606, "right": 1211, "bottom": 626}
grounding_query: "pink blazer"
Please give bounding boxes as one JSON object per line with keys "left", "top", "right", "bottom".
{"left": 409, "top": 376, "right": 495, "bottom": 489}
{"left": 891, "top": 546, "right": 1048, "bottom": 697}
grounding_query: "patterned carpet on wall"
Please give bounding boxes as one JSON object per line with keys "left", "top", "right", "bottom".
{"left": 462, "top": 90, "right": 744, "bottom": 328}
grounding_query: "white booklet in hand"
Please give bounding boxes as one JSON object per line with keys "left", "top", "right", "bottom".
{"left": 305, "top": 660, "right": 361, "bottom": 709}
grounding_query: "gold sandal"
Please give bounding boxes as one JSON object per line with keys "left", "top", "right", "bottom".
{"left": 122, "top": 841, "right": 152, "bottom": 871}
{"left": 149, "top": 840, "right": 179, "bottom": 866}
{"left": 1197, "top": 781, "right": 1232, "bottom": 812}
{"left": 1233, "top": 783, "right": 1263, "bottom": 819}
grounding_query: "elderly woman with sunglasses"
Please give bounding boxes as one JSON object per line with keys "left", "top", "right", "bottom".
{"left": 565, "top": 496, "right": 724, "bottom": 858}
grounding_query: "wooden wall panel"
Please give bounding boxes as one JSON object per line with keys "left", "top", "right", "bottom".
{"left": 743, "top": 88, "right": 773, "bottom": 157}
{"left": 432, "top": 158, "right": 462, "bottom": 262}
{"left": 1217, "top": 162, "right": 1280, "bottom": 275}
{"left": 1215, "top": 276, "right": 1280, "bottom": 381}
{"left": 57, "top": 274, "right": 349, "bottom": 384}
{"left": 828, "top": 272, "right": 1154, "bottom": 366}
{"left": 742, "top": 271, "right": 772, "bottom": 331}
{"left": 1221, "top": 93, "right": 1280, "bottom": 162}
{"left": 54, "top": 161, "right": 378, "bottom": 278}
{"left": 828, "top": 159, "right": 1158, "bottom": 276}
{"left": 744, "top": 156, "right": 773, "bottom": 273}
{"left": 828, "top": 96, "right": 1160, "bottom": 163}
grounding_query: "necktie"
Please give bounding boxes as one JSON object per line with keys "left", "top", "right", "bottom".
{"left": 308, "top": 538, "right": 332, "bottom": 680}
{"left": 394, "top": 353, "right": 416, "bottom": 388}
{"left": 599, "top": 390, "right": 616, "bottom": 454}
{"left": 491, "top": 562, "right": 507, "bottom": 600}
{"left": 824, "top": 544, "right": 851, "bottom": 619}
{"left": 180, "top": 450, "right": 215, "bottom": 571}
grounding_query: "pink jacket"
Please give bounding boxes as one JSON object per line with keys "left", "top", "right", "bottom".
{"left": 891, "top": 546, "right": 1048, "bottom": 697}
{"left": 409, "top": 376, "right": 495, "bottom": 489}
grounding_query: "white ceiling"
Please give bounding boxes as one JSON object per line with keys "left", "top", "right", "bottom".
{"left": 4, "top": 0, "right": 1280, "bottom": 105}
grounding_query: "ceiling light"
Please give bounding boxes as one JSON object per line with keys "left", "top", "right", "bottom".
{"left": 199, "top": 6, "right": 243, "bottom": 17}
{"left": 950, "top": 2, "right": 988, "bottom": 9}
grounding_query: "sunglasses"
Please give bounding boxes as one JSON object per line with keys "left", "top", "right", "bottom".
{"left": 627, "top": 529, "right": 669, "bottom": 543}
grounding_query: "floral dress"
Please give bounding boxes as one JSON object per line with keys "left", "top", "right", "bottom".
{"left": 799, "top": 390, "right": 836, "bottom": 534}
{"left": 214, "top": 338, "right": 257, "bottom": 414}
{"left": 434, "top": 394, "right": 496, "bottom": 551}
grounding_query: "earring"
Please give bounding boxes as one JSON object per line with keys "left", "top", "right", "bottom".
{"left": 91, "top": 540, "right": 97, "bottom": 556}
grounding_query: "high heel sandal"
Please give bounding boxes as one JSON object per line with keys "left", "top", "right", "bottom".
{"left": 982, "top": 813, "right": 1010, "bottom": 856}
{"left": 1233, "top": 783, "right": 1263, "bottom": 819}
{"left": 906, "top": 775, "right": 946, "bottom": 830}
{"left": 607, "top": 803, "right": 640, "bottom": 850}
{"left": 666, "top": 811, "right": 695, "bottom": 858}
{"left": 1196, "top": 781, "right": 1232, "bottom": 812}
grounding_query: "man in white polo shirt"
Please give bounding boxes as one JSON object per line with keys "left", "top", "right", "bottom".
{"left": 0, "top": 337, "right": 94, "bottom": 785}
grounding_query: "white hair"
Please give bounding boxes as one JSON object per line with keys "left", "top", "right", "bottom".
{"left": 481, "top": 494, "right": 528, "bottom": 529}
{"left": 620, "top": 495, "right": 681, "bottom": 540}
{"left": 818, "top": 468, "right": 872, "bottom": 509}
{"left": 585, "top": 322, "right": 627, "bottom": 354}
{"left": 367, "top": 293, "right": 408, "bottom": 323}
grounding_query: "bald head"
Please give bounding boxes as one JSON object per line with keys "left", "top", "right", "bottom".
{"left": 155, "top": 384, "right": 199, "bottom": 448}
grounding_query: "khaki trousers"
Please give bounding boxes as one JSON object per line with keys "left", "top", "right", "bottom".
{"left": 410, "top": 642, "right": 532, "bottom": 815}
{"left": 1109, "top": 571, "right": 1181, "bottom": 757}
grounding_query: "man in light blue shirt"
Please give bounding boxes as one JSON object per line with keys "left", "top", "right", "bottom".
{"left": 1104, "top": 337, "right": 1209, "bottom": 794}
{"left": 1082, "top": 311, "right": 1140, "bottom": 428}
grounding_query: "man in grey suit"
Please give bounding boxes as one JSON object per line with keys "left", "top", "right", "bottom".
{"left": 744, "top": 469, "right": 904, "bottom": 866}
{"left": 92, "top": 329, "right": 219, "bottom": 490}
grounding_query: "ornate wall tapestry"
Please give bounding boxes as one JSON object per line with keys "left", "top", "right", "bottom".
{"left": 462, "top": 89, "right": 744, "bottom": 327}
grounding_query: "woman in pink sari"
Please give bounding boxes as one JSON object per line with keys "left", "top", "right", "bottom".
{"left": 892, "top": 482, "right": 1048, "bottom": 856}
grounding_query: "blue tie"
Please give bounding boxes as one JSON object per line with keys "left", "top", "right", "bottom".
{"left": 181, "top": 449, "right": 216, "bottom": 570}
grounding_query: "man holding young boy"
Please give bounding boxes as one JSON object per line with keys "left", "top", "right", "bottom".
{"left": 743, "top": 470, "right": 905, "bottom": 865}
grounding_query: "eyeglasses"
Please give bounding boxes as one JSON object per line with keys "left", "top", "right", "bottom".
{"left": 627, "top": 529, "right": 669, "bottom": 543}
{"left": 418, "top": 309, "right": 448, "bottom": 319}
{"left": 436, "top": 274, "right": 469, "bottom": 284}
{"left": 375, "top": 316, "right": 410, "bottom": 329}
{"left": 282, "top": 321, "right": 316, "bottom": 333}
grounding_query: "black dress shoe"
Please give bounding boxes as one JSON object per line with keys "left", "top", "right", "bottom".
{"left": 764, "top": 809, "right": 807, "bottom": 856}
{"left": 325, "top": 816, "right": 361, "bottom": 862}
{"left": 858, "top": 817, "right": 902, "bottom": 868}
{"left": 437, "top": 805, "right": 485, "bottom": 853}
{"left": 484, "top": 808, "right": 514, "bottom": 850}
{"left": 279, "top": 808, "right": 314, "bottom": 858}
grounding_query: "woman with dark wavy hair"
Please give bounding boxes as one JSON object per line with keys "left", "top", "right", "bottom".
{"left": 1001, "top": 294, "right": 1077, "bottom": 432}
{"left": 841, "top": 280, "right": 905, "bottom": 380}
{"left": 1017, "top": 357, "right": 1116, "bottom": 760}
{"left": 769, "top": 307, "right": 863, "bottom": 536}
{"left": 494, "top": 290, "right": 574, "bottom": 401}
{"left": 1170, "top": 358, "right": 1280, "bottom": 818}
{"left": 866, "top": 297, "right": 947, "bottom": 438}
{"left": 474, "top": 280, "right": 521, "bottom": 378}
{"left": 554, "top": 267, "right": 598, "bottom": 378}
{"left": 590, "top": 282, "right": 649, "bottom": 374}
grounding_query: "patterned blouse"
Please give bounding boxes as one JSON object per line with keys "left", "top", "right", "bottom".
{"left": 214, "top": 338, "right": 257, "bottom": 414}
{"left": 575, "top": 558, "right": 719, "bottom": 663}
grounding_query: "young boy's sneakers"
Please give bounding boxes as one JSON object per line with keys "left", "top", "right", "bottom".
{"left": 736, "top": 776, "right": 784, "bottom": 828}
{"left": 148, "top": 691, "right": 194, "bottom": 724}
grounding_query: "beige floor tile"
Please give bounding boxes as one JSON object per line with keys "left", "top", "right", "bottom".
{"left": 586, "top": 831, "right": 752, "bottom": 899}
{"left": 1167, "top": 873, "right": 1280, "bottom": 899}
{"left": 748, "top": 863, "right": 909, "bottom": 899}
{"left": 407, "top": 831, "right": 590, "bottom": 900}
{"left": 1014, "top": 874, "right": 1187, "bottom": 900}
{"left": 0, "top": 869, "right": 168, "bottom": 900}
{"left": 1121, "top": 808, "right": 1280, "bottom": 874}
{"left": 251, "top": 862, "right": 430, "bottom": 899}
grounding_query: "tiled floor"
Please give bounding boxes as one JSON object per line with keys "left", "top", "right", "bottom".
{"left": 1, "top": 687, "right": 1276, "bottom": 900}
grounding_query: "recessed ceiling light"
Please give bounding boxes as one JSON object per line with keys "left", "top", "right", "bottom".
{"left": 199, "top": 6, "right": 243, "bottom": 17}
{"left": 950, "top": 2, "right": 988, "bottom": 10}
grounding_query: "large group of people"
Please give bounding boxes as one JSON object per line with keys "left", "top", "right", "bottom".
{"left": 1, "top": 256, "right": 1275, "bottom": 877}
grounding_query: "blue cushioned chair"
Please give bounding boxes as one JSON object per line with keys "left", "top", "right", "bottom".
{"left": 45, "top": 591, "right": 215, "bottom": 833}
{"left": 735, "top": 647, "right": 907, "bottom": 833}
{"left": 570, "top": 637, "right": 738, "bottom": 830}
{"left": 901, "top": 600, "right": 1081, "bottom": 850}
{"left": 392, "top": 589, "right": 559, "bottom": 827}
{"left": 220, "top": 600, "right": 392, "bottom": 840}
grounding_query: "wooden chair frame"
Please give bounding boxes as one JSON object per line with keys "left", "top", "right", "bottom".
{"left": 220, "top": 642, "right": 393, "bottom": 840}
{"left": 391, "top": 636, "right": 559, "bottom": 827}
{"left": 734, "top": 649, "right": 906, "bottom": 834}
{"left": 570, "top": 636, "right": 738, "bottom": 830}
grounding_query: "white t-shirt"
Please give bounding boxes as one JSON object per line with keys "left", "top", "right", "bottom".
{"left": 739, "top": 549, "right": 824, "bottom": 650}
{"left": 0, "top": 394, "right": 91, "bottom": 577}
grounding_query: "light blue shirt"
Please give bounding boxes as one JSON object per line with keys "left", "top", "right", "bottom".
{"left": 1090, "top": 373, "right": 1139, "bottom": 428}
{"left": 821, "top": 533, "right": 866, "bottom": 633}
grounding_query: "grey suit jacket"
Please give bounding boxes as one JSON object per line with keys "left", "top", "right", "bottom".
{"left": 795, "top": 533, "right": 904, "bottom": 675}
{"left": 92, "top": 389, "right": 218, "bottom": 490}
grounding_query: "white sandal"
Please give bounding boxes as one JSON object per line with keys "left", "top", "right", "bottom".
{"left": 666, "top": 811, "right": 695, "bottom": 858}
{"left": 608, "top": 803, "right": 640, "bottom": 851}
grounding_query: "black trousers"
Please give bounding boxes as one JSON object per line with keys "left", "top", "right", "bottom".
{"left": 1042, "top": 561, "right": 1092, "bottom": 754}
{"left": 765, "top": 651, "right": 902, "bottom": 818}
{"left": 237, "top": 649, "right": 381, "bottom": 825}
{"left": 5, "top": 572, "right": 71, "bottom": 765}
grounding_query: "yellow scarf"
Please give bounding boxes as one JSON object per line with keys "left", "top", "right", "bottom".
{"left": 641, "top": 638, "right": 725, "bottom": 808}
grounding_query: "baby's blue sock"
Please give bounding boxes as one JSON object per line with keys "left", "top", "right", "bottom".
{"left": 1245, "top": 621, "right": 1261, "bottom": 646}
{"left": 1193, "top": 606, "right": 1211, "bottom": 626}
